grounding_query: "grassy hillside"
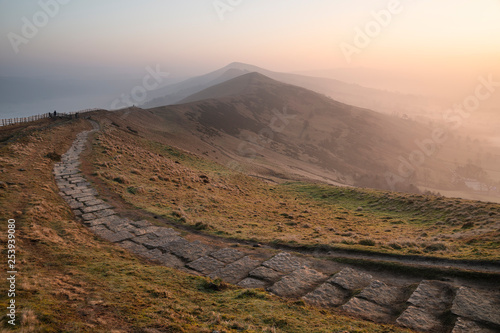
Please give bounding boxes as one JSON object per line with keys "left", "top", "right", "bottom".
{"left": 0, "top": 119, "right": 414, "bottom": 331}
{"left": 137, "top": 73, "right": 437, "bottom": 193}
{"left": 123, "top": 73, "right": 500, "bottom": 203}
{"left": 89, "top": 118, "right": 500, "bottom": 261}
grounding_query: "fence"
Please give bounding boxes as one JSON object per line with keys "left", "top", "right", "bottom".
{"left": 0, "top": 108, "right": 103, "bottom": 127}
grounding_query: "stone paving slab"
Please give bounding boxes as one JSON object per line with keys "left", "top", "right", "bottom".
{"left": 452, "top": 318, "right": 499, "bottom": 333}
{"left": 75, "top": 183, "right": 91, "bottom": 189}
{"left": 395, "top": 280, "right": 455, "bottom": 333}
{"left": 157, "top": 237, "right": 186, "bottom": 249}
{"left": 357, "top": 280, "right": 408, "bottom": 307}
{"left": 85, "top": 215, "right": 123, "bottom": 227}
{"left": 89, "top": 225, "right": 114, "bottom": 239}
{"left": 302, "top": 282, "right": 350, "bottom": 307}
{"left": 451, "top": 286, "right": 500, "bottom": 327}
{"left": 261, "top": 252, "right": 304, "bottom": 274}
{"left": 81, "top": 212, "right": 97, "bottom": 221}
{"left": 135, "top": 234, "right": 184, "bottom": 250}
{"left": 93, "top": 209, "right": 116, "bottom": 219}
{"left": 268, "top": 267, "right": 326, "bottom": 298}
{"left": 238, "top": 278, "right": 268, "bottom": 289}
{"left": 209, "top": 256, "right": 261, "bottom": 284}
{"left": 61, "top": 195, "right": 72, "bottom": 203}
{"left": 209, "top": 248, "right": 245, "bottom": 264}
{"left": 249, "top": 266, "right": 284, "bottom": 283}
{"left": 131, "top": 227, "right": 156, "bottom": 236}
{"left": 73, "top": 209, "right": 83, "bottom": 217}
{"left": 63, "top": 189, "right": 83, "bottom": 196}
{"left": 327, "top": 268, "right": 373, "bottom": 291}
{"left": 72, "top": 192, "right": 92, "bottom": 199}
{"left": 103, "top": 218, "right": 134, "bottom": 232}
{"left": 89, "top": 224, "right": 108, "bottom": 234}
{"left": 342, "top": 297, "right": 394, "bottom": 322}
{"left": 151, "top": 227, "right": 180, "bottom": 238}
{"left": 68, "top": 200, "right": 84, "bottom": 209}
{"left": 69, "top": 178, "right": 86, "bottom": 184}
{"left": 155, "top": 253, "right": 185, "bottom": 268}
{"left": 130, "top": 220, "right": 152, "bottom": 228}
{"left": 81, "top": 188, "right": 98, "bottom": 196}
{"left": 144, "top": 249, "right": 184, "bottom": 268}
{"left": 118, "top": 240, "right": 150, "bottom": 256}
{"left": 187, "top": 256, "right": 226, "bottom": 274}
{"left": 168, "top": 240, "right": 213, "bottom": 262}
{"left": 83, "top": 199, "right": 105, "bottom": 206}
{"left": 396, "top": 305, "right": 443, "bottom": 332}
{"left": 131, "top": 233, "right": 158, "bottom": 243}
{"left": 104, "top": 230, "right": 135, "bottom": 243}
{"left": 108, "top": 222, "right": 137, "bottom": 233}
{"left": 134, "top": 227, "right": 180, "bottom": 239}
{"left": 406, "top": 280, "right": 455, "bottom": 312}
{"left": 82, "top": 203, "right": 112, "bottom": 214}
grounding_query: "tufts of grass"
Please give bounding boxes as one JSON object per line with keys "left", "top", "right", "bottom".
{"left": 198, "top": 278, "right": 231, "bottom": 292}
{"left": 0, "top": 115, "right": 418, "bottom": 333}
{"left": 89, "top": 121, "right": 500, "bottom": 261}
{"left": 45, "top": 150, "right": 61, "bottom": 162}
{"left": 359, "top": 239, "right": 376, "bottom": 246}
{"left": 235, "top": 289, "right": 269, "bottom": 300}
{"left": 424, "top": 243, "right": 447, "bottom": 252}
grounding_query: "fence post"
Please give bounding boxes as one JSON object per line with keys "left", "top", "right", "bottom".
{"left": 0, "top": 108, "right": 106, "bottom": 126}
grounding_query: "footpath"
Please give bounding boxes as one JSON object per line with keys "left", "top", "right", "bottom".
{"left": 53, "top": 121, "right": 500, "bottom": 333}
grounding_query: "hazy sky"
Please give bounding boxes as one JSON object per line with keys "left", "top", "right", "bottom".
{"left": 1, "top": 0, "right": 499, "bottom": 95}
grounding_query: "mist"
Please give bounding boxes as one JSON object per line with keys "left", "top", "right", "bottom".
{"left": 1, "top": 0, "right": 498, "bottom": 201}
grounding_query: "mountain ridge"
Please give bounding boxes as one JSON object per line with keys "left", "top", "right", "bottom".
{"left": 114, "top": 72, "right": 432, "bottom": 192}
{"left": 142, "top": 62, "right": 429, "bottom": 116}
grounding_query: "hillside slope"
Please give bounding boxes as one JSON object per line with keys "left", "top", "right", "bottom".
{"left": 119, "top": 73, "right": 433, "bottom": 192}
{"left": 86, "top": 117, "right": 500, "bottom": 261}
{"left": 0, "top": 118, "right": 415, "bottom": 332}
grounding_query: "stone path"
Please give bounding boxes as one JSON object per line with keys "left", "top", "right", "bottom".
{"left": 54, "top": 122, "right": 500, "bottom": 333}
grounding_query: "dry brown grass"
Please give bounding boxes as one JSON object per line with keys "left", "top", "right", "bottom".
{"left": 0, "top": 116, "right": 412, "bottom": 333}
{"left": 89, "top": 124, "right": 500, "bottom": 260}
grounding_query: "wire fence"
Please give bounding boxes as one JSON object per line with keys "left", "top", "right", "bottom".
{"left": 0, "top": 108, "right": 103, "bottom": 127}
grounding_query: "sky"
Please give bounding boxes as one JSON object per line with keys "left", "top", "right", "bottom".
{"left": 1, "top": 0, "right": 500, "bottom": 96}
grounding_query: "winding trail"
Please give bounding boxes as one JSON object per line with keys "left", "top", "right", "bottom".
{"left": 53, "top": 121, "right": 500, "bottom": 333}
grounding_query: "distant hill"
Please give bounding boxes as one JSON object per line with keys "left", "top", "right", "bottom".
{"left": 110, "top": 72, "right": 438, "bottom": 192}
{"left": 141, "top": 63, "right": 254, "bottom": 108}
{"left": 142, "top": 62, "right": 428, "bottom": 116}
